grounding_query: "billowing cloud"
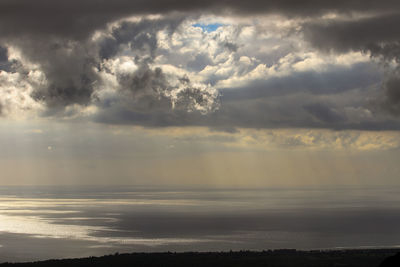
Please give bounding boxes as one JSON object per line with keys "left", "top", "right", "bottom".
{"left": 1, "top": 1, "right": 400, "bottom": 132}
{"left": 0, "top": 16, "right": 219, "bottom": 118}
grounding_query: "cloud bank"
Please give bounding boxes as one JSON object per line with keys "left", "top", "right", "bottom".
{"left": 1, "top": 1, "right": 400, "bottom": 131}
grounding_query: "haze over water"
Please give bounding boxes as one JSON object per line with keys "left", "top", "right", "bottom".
{"left": 3, "top": 0, "right": 400, "bottom": 265}
{"left": 1, "top": 185, "right": 400, "bottom": 262}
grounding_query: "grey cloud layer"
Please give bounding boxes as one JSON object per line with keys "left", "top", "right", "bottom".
{"left": 303, "top": 12, "right": 400, "bottom": 116}
{"left": 1, "top": 0, "right": 400, "bottom": 39}
{"left": 2, "top": 1, "right": 400, "bottom": 130}
{"left": 0, "top": 45, "right": 13, "bottom": 72}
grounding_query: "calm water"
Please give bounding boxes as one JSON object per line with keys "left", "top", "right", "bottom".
{"left": 1, "top": 185, "right": 400, "bottom": 262}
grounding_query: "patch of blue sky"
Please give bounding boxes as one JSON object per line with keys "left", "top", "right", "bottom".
{"left": 192, "top": 23, "right": 224, "bottom": 32}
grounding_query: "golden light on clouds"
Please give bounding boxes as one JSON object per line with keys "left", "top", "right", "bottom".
{"left": 138, "top": 126, "right": 400, "bottom": 151}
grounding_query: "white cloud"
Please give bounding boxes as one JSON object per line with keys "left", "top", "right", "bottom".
{"left": 0, "top": 69, "right": 44, "bottom": 118}
{"left": 0, "top": 14, "right": 388, "bottom": 130}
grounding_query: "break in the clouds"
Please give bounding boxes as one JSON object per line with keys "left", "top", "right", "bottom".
{"left": 1, "top": 1, "right": 400, "bottom": 130}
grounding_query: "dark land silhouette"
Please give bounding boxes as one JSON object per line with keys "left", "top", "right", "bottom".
{"left": 379, "top": 252, "right": 400, "bottom": 267}
{"left": 1, "top": 249, "right": 399, "bottom": 267}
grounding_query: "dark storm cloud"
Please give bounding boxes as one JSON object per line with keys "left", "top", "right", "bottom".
{"left": 94, "top": 62, "right": 400, "bottom": 131}
{"left": 1, "top": 0, "right": 400, "bottom": 39}
{"left": 0, "top": 45, "right": 13, "bottom": 72}
{"left": 381, "top": 74, "right": 400, "bottom": 115}
{"left": 380, "top": 73, "right": 400, "bottom": 116}
{"left": 303, "top": 103, "right": 344, "bottom": 124}
{"left": 16, "top": 38, "right": 100, "bottom": 111}
{"left": 3, "top": 17, "right": 183, "bottom": 114}
{"left": 303, "top": 12, "right": 400, "bottom": 116}
{"left": 2, "top": 0, "right": 400, "bottom": 129}
{"left": 303, "top": 14, "right": 400, "bottom": 55}
{"left": 221, "top": 63, "right": 382, "bottom": 100}
{"left": 0, "top": 45, "right": 7, "bottom": 62}
{"left": 207, "top": 97, "right": 400, "bottom": 131}
{"left": 94, "top": 96, "right": 400, "bottom": 131}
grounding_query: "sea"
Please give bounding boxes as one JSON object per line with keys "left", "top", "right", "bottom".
{"left": 1, "top": 185, "right": 400, "bottom": 262}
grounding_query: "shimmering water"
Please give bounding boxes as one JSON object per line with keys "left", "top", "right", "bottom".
{"left": 1, "top": 186, "right": 400, "bottom": 262}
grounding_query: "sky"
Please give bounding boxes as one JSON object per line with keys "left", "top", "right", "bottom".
{"left": 1, "top": 0, "right": 400, "bottom": 186}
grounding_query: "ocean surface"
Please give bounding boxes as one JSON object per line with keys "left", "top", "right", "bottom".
{"left": 1, "top": 185, "right": 400, "bottom": 262}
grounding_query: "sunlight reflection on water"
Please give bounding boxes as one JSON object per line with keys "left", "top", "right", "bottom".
{"left": 1, "top": 186, "right": 400, "bottom": 262}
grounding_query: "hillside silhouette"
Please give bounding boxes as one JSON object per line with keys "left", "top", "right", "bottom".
{"left": 1, "top": 249, "right": 399, "bottom": 267}
{"left": 379, "top": 252, "right": 400, "bottom": 267}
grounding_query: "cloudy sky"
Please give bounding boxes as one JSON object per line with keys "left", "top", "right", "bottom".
{"left": 1, "top": 0, "right": 400, "bottom": 186}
